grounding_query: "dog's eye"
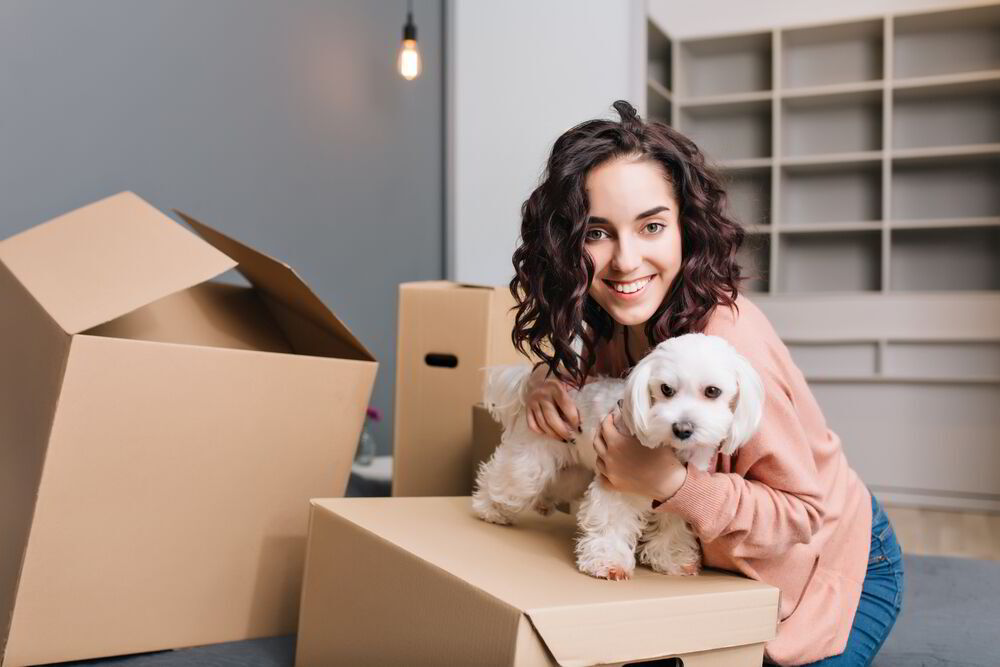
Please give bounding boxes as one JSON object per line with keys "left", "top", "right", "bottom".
{"left": 660, "top": 383, "right": 675, "bottom": 398}
{"left": 705, "top": 386, "right": 721, "bottom": 399}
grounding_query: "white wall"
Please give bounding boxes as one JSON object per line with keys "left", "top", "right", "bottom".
{"left": 447, "top": 0, "right": 644, "bottom": 286}
{"left": 648, "top": 0, "right": 992, "bottom": 38}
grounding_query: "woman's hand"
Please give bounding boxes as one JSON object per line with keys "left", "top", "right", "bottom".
{"left": 593, "top": 405, "right": 687, "bottom": 501}
{"left": 524, "top": 364, "right": 581, "bottom": 444}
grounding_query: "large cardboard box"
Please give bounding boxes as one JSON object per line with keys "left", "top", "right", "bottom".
{"left": 0, "top": 192, "right": 378, "bottom": 667}
{"left": 393, "top": 281, "right": 543, "bottom": 497}
{"left": 295, "top": 496, "right": 779, "bottom": 666}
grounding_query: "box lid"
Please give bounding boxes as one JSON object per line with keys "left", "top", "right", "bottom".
{"left": 399, "top": 280, "right": 509, "bottom": 292}
{"left": 0, "top": 192, "right": 237, "bottom": 334}
{"left": 173, "top": 209, "right": 374, "bottom": 361}
{"left": 312, "top": 497, "right": 778, "bottom": 666}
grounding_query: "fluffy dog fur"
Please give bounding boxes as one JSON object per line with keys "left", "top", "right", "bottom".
{"left": 472, "top": 333, "right": 764, "bottom": 580}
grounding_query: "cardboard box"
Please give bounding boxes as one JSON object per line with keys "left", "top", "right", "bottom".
{"left": 472, "top": 401, "right": 504, "bottom": 481}
{"left": 392, "top": 281, "right": 544, "bottom": 497}
{"left": 295, "top": 496, "right": 779, "bottom": 666}
{"left": 0, "top": 192, "right": 378, "bottom": 667}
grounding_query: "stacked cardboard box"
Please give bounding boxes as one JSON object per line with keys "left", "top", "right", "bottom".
{"left": 392, "top": 281, "right": 544, "bottom": 496}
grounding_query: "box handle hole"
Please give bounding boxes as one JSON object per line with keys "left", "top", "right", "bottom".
{"left": 425, "top": 353, "right": 458, "bottom": 368}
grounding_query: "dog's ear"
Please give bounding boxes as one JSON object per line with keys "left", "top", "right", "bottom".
{"left": 722, "top": 351, "right": 765, "bottom": 456}
{"left": 622, "top": 356, "right": 656, "bottom": 445}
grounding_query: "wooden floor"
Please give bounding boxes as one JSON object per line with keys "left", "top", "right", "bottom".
{"left": 884, "top": 504, "right": 1000, "bottom": 561}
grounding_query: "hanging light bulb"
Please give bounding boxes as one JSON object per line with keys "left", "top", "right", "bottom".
{"left": 397, "top": 0, "right": 421, "bottom": 80}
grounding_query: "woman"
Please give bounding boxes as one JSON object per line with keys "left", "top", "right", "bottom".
{"left": 508, "top": 100, "right": 903, "bottom": 666}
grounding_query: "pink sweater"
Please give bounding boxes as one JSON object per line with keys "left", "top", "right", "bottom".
{"left": 594, "top": 293, "right": 872, "bottom": 666}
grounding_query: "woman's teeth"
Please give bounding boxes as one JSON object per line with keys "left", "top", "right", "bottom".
{"left": 608, "top": 276, "right": 652, "bottom": 294}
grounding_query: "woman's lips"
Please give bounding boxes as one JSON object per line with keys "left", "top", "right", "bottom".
{"left": 604, "top": 275, "right": 655, "bottom": 300}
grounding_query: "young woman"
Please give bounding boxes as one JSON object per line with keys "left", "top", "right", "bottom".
{"left": 508, "top": 100, "right": 903, "bottom": 666}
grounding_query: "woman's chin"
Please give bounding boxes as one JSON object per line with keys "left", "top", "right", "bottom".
{"left": 607, "top": 301, "right": 659, "bottom": 325}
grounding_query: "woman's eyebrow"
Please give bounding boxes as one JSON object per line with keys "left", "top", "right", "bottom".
{"left": 587, "top": 206, "right": 670, "bottom": 225}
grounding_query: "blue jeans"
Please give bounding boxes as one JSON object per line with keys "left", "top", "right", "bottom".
{"left": 781, "top": 491, "right": 905, "bottom": 666}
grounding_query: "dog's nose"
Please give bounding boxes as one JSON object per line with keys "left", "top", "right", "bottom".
{"left": 672, "top": 421, "right": 694, "bottom": 440}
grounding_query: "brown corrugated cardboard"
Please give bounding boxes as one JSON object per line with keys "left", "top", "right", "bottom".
{"left": 392, "top": 281, "right": 546, "bottom": 497}
{"left": 472, "top": 401, "right": 504, "bottom": 483}
{"left": 0, "top": 192, "right": 378, "bottom": 667}
{"left": 295, "top": 496, "right": 779, "bottom": 666}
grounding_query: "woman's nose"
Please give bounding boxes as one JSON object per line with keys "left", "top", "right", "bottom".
{"left": 611, "top": 238, "right": 640, "bottom": 274}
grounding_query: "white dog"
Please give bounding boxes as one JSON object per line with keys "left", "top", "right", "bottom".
{"left": 472, "top": 333, "right": 764, "bottom": 580}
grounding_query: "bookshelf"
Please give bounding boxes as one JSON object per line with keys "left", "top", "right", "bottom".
{"left": 645, "top": 3, "right": 1000, "bottom": 512}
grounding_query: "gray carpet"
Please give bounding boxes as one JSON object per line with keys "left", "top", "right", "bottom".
{"left": 41, "top": 554, "right": 999, "bottom": 666}
{"left": 875, "top": 555, "right": 999, "bottom": 667}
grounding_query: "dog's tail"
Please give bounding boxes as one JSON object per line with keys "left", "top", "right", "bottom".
{"left": 481, "top": 364, "right": 535, "bottom": 433}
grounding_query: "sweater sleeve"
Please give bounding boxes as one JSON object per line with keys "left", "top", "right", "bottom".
{"left": 654, "top": 360, "right": 826, "bottom": 560}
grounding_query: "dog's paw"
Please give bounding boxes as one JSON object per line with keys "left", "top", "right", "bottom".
{"left": 575, "top": 534, "right": 636, "bottom": 581}
{"left": 645, "top": 555, "right": 701, "bottom": 576}
{"left": 471, "top": 497, "right": 516, "bottom": 526}
{"left": 533, "top": 499, "right": 554, "bottom": 516}
{"left": 680, "top": 560, "right": 701, "bottom": 576}
{"left": 578, "top": 559, "right": 633, "bottom": 581}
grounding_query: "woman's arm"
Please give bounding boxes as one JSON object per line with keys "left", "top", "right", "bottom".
{"left": 653, "top": 360, "right": 825, "bottom": 560}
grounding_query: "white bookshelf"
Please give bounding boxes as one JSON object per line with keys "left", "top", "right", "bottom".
{"left": 645, "top": 3, "right": 1000, "bottom": 512}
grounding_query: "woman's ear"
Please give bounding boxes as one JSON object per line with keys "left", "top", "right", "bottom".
{"left": 723, "top": 351, "right": 765, "bottom": 456}
{"left": 622, "top": 356, "right": 655, "bottom": 445}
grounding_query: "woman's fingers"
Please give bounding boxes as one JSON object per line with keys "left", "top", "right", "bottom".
{"left": 541, "top": 402, "right": 574, "bottom": 442}
{"left": 554, "top": 388, "right": 581, "bottom": 433}
{"left": 526, "top": 409, "right": 539, "bottom": 434}
{"left": 534, "top": 407, "right": 556, "bottom": 438}
{"left": 530, "top": 406, "right": 551, "bottom": 438}
{"left": 593, "top": 429, "right": 607, "bottom": 457}
{"left": 600, "top": 412, "right": 618, "bottom": 440}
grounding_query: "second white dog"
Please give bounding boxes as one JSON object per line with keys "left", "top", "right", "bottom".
{"left": 472, "top": 332, "right": 764, "bottom": 580}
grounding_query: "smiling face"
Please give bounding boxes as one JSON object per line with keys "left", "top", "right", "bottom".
{"left": 584, "top": 156, "right": 683, "bottom": 327}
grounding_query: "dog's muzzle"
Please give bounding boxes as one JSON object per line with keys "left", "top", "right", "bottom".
{"left": 672, "top": 421, "right": 695, "bottom": 440}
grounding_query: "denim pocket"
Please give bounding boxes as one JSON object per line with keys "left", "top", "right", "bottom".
{"left": 867, "top": 537, "right": 888, "bottom": 567}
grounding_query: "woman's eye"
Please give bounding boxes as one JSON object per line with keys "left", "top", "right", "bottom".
{"left": 585, "top": 229, "right": 607, "bottom": 241}
{"left": 705, "top": 386, "right": 721, "bottom": 399}
{"left": 660, "top": 383, "right": 675, "bottom": 398}
{"left": 645, "top": 222, "right": 664, "bottom": 233}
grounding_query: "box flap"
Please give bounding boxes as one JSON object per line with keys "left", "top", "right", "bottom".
{"left": 0, "top": 192, "right": 237, "bottom": 334}
{"left": 312, "top": 497, "right": 778, "bottom": 666}
{"left": 173, "top": 210, "right": 374, "bottom": 362}
{"left": 398, "top": 280, "right": 508, "bottom": 292}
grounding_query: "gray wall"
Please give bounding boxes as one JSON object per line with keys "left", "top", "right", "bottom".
{"left": 0, "top": 1, "right": 444, "bottom": 456}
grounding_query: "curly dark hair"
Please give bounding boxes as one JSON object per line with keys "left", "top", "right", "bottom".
{"left": 509, "top": 99, "right": 753, "bottom": 390}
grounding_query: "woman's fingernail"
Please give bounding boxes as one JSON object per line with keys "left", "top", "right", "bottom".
{"left": 578, "top": 425, "right": 583, "bottom": 433}
{"left": 569, "top": 438, "right": 576, "bottom": 444}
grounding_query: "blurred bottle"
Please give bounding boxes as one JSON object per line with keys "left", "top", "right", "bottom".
{"left": 355, "top": 406, "right": 381, "bottom": 466}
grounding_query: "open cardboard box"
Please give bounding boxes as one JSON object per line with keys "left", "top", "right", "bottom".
{"left": 295, "top": 496, "right": 779, "bottom": 666}
{"left": 393, "top": 281, "right": 545, "bottom": 497}
{"left": 0, "top": 192, "right": 377, "bottom": 667}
